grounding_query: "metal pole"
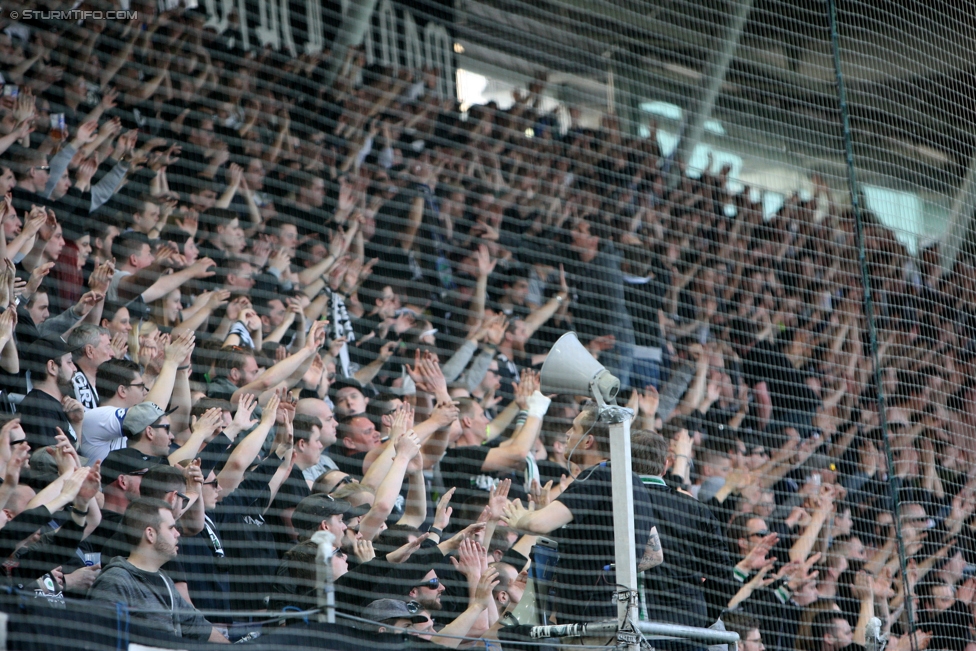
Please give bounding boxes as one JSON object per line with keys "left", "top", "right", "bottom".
{"left": 604, "top": 405, "right": 638, "bottom": 651}
{"left": 311, "top": 530, "right": 337, "bottom": 624}
{"left": 526, "top": 620, "right": 741, "bottom": 645}
{"left": 321, "top": 0, "right": 381, "bottom": 89}
{"left": 638, "top": 621, "right": 741, "bottom": 645}
{"left": 670, "top": 0, "right": 754, "bottom": 185}
{"left": 941, "top": 148, "right": 976, "bottom": 273}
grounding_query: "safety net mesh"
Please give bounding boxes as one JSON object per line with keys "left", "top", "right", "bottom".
{"left": 0, "top": 0, "right": 973, "bottom": 650}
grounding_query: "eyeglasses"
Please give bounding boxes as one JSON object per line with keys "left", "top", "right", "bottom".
{"left": 128, "top": 382, "right": 147, "bottom": 391}
{"left": 413, "top": 578, "right": 439, "bottom": 591}
{"left": 405, "top": 601, "right": 422, "bottom": 614}
{"left": 33, "top": 166, "right": 50, "bottom": 172}
{"left": 153, "top": 423, "right": 172, "bottom": 431}
{"left": 334, "top": 475, "right": 353, "bottom": 487}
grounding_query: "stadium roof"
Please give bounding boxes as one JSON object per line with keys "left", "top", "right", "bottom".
{"left": 452, "top": 0, "right": 976, "bottom": 195}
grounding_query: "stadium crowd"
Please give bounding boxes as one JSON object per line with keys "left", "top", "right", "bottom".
{"left": 0, "top": 2, "right": 974, "bottom": 650}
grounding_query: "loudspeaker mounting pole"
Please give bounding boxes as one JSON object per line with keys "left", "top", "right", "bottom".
{"left": 602, "top": 405, "right": 639, "bottom": 651}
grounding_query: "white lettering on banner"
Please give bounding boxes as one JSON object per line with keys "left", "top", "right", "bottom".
{"left": 203, "top": 0, "right": 233, "bottom": 33}
{"left": 304, "top": 0, "right": 324, "bottom": 54}
{"left": 280, "top": 0, "right": 297, "bottom": 56}
{"left": 424, "top": 21, "right": 454, "bottom": 99}
{"left": 376, "top": 0, "right": 398, "bottom": 70}
{"left": 402, "top": 11, "right": 423, "bottom": 72}
{"left": 200, "top": 0, "right": 453, "bottom": 96}
{"left": 253, "top": 0, "right": 281, "bottom": 50}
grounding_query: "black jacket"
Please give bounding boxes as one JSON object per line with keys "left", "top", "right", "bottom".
{"left": 640, "top": 479, "right": 737, "bottom": 628}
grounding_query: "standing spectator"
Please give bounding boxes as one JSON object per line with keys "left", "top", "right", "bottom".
{"left": 631, "top": 429, "right": 736, "bottom": 640}
{"left": 503, "top": 403, "right": 660, "bottom": 623}
{"left": 20, "top": 334, "right": 85, "bottom": 449}
{"left": 562, "top": 217, "right": 636, "bottom": 389}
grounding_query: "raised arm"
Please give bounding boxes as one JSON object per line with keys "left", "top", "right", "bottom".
{"left": 789, "top": 486, "right": 835, "bottom": 563}
{"left": 482, "top": 391, "right": 549, "bottom": 473}
{"left": 502, "top": 497, "right": 573, "bottom": 536}
{"left": 521, "top": 264, "right": 569, "bottom": 339}
{"left": 145, "top": 331, "right": 196, "bottom": 410}
{"left": 396, "top": 458, "right": 427, "bottom": 529}
{"left": 230, "top": 321, "right": 325, "bottom": 404}
{"left": 358, "top": 430, "right": 419, "bottom": 541}
{"left": 217, "top": 394, "right": 280, "bottom": 493}
{"left": 168, "top": 408, "right": 223, "bottom": 467}
{"left": 140, "top": 257, "right": 216, "bottom": 304}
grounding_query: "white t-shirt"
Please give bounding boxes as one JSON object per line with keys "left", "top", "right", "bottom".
{"left": 80, "top": 406, "right": 128, "bottom": 465}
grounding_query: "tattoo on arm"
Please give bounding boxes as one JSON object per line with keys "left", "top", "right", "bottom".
{"left": 639, "top": 526, "right": 664, "bottom": 571}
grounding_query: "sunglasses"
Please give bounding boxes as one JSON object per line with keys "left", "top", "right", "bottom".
{"left": 405, "top": 600, "right": 422, "bottom": 614}
{"left": 203, "top": 479, "right": 219, "bottom": 487}
{"left": 153, "top": 423, "right": 172, "bottom": 431}
{"left": 34, "top": 165, "right": 50, "bottom": 171}
{"left": 413, "top": 578, "right": 440, "bottom": 591}
{"left": 174, "top": 491, "right": 190, "bottom": 508}
{"left": 748, "top": 530, "right": 771, "bottom": 539}
{"left": 9, "top": 438, "right": 28, "bottom": 446}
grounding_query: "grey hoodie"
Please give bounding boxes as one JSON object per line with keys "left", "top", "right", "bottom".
{"left": 87, "top": 556, "right": 213, "bottom": 641}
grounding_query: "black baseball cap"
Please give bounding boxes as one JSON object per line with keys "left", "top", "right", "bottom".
{"left": 293, "top": 494, "right": 351, "bottom": 538}
{"left": 24, "top": 335, "right": 82, "bottom": 372}
{"left": 101, "top": 448, "right": 161, "bottom": 486}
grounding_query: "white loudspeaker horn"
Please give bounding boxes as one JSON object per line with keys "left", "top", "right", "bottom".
{"left": 540, "top": 332, "right": 620, "bottom": 409}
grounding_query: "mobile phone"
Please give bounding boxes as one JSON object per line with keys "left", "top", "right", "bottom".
{"left": 3, "top": 85, "right": 18, "bottom": 98}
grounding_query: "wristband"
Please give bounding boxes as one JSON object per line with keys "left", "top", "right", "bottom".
{"left": 732, "top": 566, "right": 749, "bottom": 583}
{"left": 526, "top": 391, "right": 552, "bottom": 419}
{"left": 427, "top": 526, "right": 443, "bottom": 537}
{"left": 774, "top": 584, "right": 792, "bottom": 604}
{"left": 177, "top": 365, "right": 190, "bottom": 371}
{"left": 68, "top": 505, "right": 89, "bottom": 516}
